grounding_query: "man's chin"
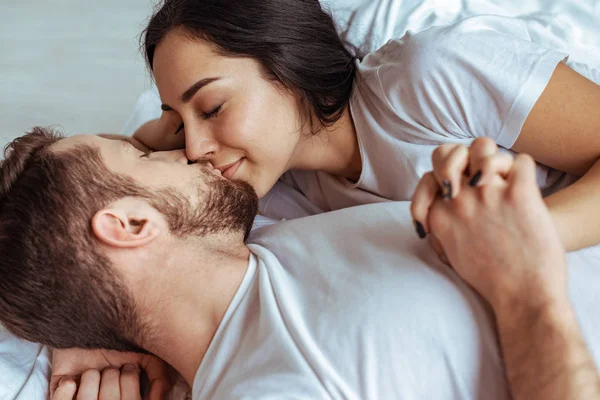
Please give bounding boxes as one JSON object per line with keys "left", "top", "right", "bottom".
{"left": 230, "top": 180, "right": 259, "bottom": 239}
{"left": 209, "top": 177, "right": 259, "bottom": 239}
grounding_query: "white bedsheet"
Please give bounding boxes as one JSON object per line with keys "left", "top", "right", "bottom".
{"left": 2, "top": 0, "right": 600, "bottom": 399}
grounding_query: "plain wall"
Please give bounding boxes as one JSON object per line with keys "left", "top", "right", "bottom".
{"left": 0, "top": 0, "right": 156, "bottom": 149}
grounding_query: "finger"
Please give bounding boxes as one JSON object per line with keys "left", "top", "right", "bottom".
{"left": 467, "top": 138, "right": 498, "bottom": 183}
{"left": 410, "top": 172, "right": 439, "bottom": 236}
{"left": 508, "top": 153, "right": 538, "bottom": 192}
{"left": 52, "top": 378, "right": 77, "bottom": 400}
{"left": 50, "top": 376, "right": 62, "bottom": 396}
{"left": 431, "top": 144, "right": 469, "bottom": 199}
{"left": 99, "top": 368, "right": 121, "bottom": 400}
{"left": 120, "top": 365, "right": 142, "bottom": 400}
{"left": 147, "top": 377, "right": 169, "bottom": 400}
{"left": 470, "top": 152, "right": 514, "bottom": 187}
{"left": 141, "top": 356, "right": 172, "bottom": 400}
{"left": 77, "top": 370, "right": 101, "bottom": 400}
{"left": 427, "top": 233, "right": 449, "bottom": 265}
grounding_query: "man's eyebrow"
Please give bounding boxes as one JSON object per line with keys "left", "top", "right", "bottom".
{"left": 117, "top": 138, "right": 136, "bottom": 152}
{"left": 160, "top": 77, "right": 221, "bottom": 111}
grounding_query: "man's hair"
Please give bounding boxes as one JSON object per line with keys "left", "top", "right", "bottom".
{"left": 0, "top": 127, "right": 151, "bottom": 352}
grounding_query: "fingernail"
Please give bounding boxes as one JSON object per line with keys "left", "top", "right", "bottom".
{"left": 122, "top": 364, "right": 137, "bottom": 372}
{"left": 59, "top": 377, "right": 73, "bottom": 386}
{"left": 414, "top": 220, "right": 427, "bottom": 239}
{"left": 441, "top": 180, "right": 452, "bottom": 200}
{"left": 469, "top": 170, "right": 482, "bottom": 187}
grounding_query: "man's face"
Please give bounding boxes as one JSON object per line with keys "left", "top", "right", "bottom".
{"left": 52, "top": 134, "right": 258, "bottom": 238}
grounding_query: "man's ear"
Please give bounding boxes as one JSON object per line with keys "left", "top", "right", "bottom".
{"left": 92, "top": 204, "right": 161, "bottom": 248}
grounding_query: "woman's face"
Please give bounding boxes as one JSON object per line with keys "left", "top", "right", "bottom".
{"left": 152, "top": 28, "right": 304, "bottom": 198}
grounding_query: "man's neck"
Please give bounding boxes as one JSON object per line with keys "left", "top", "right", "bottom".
{"left": 142, "top": 239, "right": 252, "bottom": 385}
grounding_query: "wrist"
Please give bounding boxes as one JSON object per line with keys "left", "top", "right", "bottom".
{"left": 493, "top": 283, "right": 574, "bottom": 331}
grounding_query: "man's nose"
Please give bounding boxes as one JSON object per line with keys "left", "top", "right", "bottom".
{"left": 184, "top": 129, "right": 220, "bottom": 162}
{"left": 147, "top": 149, "right": 189, "bottom": 164}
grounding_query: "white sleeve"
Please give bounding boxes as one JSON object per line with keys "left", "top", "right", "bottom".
{"left": 258, "top": 177, "right": 325, "bottom": 221}
{"left": 372, "top": 15, "right": 568, "bottom": 149}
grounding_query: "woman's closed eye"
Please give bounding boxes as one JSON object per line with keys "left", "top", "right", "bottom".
{"left": 174, "top": 104, "right": 224, "bottom": 135}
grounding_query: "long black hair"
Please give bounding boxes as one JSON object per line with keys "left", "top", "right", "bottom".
{"left": 141, "top": 0, "right": 359, "bottom": 134}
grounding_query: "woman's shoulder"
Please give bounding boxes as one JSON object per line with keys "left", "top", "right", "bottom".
{"left": 351, "top": 14, "right": 563, "bottom": 146}
{"left": 361, "top": 15, "right": 532, "bottom": 72}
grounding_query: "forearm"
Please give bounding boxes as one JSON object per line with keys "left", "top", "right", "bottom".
{"left": 133, "top": 118, "right": 184, "bottom": 151}
{"left": 495, "top": 296, "right": 600, "bottom": 400}
{"left": 132, "top": 119, "right": 160, "bottom": 147}
{"left": 546, "top": 157, "right": 600, "bottom": 251}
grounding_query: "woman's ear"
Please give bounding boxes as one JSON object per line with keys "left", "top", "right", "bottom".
{"left": 92, "top": 205, "right": 161, "bottom": 248}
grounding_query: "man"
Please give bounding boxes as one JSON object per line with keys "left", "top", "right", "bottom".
{"left": 0, "top": 127, "right": 598, "bottom": 400}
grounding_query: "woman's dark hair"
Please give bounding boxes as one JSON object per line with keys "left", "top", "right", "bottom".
{"left": 141, "top": 0, "right": 359, "bottom": 134}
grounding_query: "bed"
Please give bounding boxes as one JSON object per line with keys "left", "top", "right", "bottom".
{"left": 2, "top": 0, "right": 600, "bottom": 398}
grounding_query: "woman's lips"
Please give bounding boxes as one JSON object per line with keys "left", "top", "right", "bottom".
{"left": 221, "top": 159, "right": 243, "bottom": 179}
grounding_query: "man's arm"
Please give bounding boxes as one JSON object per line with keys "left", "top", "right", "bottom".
{"left": 495, "top": 292, "right": 600, "bottom": 400}
{"left": 416, "top": 151, "right": 600, "bottom": 399}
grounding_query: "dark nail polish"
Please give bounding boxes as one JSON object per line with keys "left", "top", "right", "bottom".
{"left": 442, "top": 180, "right": 452, "bottom": 200}
{"left": 469, "top": 170, "right": 482, "bottom": 187}
{"left": 414, "top": 220, "right": 427, "bottom": 239}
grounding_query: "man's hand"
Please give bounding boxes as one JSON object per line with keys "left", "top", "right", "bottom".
{"left": 411, "top": 138, "right": 516, "bottom": 264}
{"left": 50, "top": 348, "right": 171, "bottom": 400}
{"left": 412, "top": 145, "right": 600, "bottom": 399}
{"left": 414, "top": 144, "right": 568, "bottom": 310}
{"left": 52, "top": 366, "right": 143, "bottom": 400}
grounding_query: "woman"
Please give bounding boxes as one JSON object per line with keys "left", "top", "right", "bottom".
{"left": 134, "top": 0, "right": 600, "bottom": 252}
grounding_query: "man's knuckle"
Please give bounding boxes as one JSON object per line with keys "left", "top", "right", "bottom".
{"left": 478, "top": 183, "right": 499, "bottom": 204}
{"left": 450, "top": 194, "right": 472, "bottom": 218}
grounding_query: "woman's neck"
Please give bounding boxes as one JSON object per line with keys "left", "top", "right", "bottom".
{"left": 290, "top": 105, "right": 362, "bottom": 181}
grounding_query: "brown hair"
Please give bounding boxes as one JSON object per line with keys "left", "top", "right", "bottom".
{"left": 0, "top": 127, "right": 150, "bottom": 352}
{"left": 142, "top": 0, "right": 360, "bottom": 135}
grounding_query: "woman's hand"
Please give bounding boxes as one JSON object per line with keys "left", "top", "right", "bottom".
{"left": 411, "top": 137, "right": 514, "bottom": 262}
{"left": 52, "top": 367, "right": 143, "bottom": 400}
{"left": 50, "top": 348, "right": 171, "bottom": 400}
{"left": 414, "top": 149, "right": 568, "bottom": 310}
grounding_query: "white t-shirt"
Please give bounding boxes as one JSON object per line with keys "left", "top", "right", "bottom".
{"left": 193, "top": 202, "right": 508, "bottom": 400}
{"left": 259, "top": 16, "right": 579, "bottom": 220}
{"left": 192, "top": 202, "right": 600, "bottom": 399}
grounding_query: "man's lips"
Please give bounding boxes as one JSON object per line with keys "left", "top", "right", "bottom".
{"left": 217, "top": 159, "right": 243, "bottom": 179}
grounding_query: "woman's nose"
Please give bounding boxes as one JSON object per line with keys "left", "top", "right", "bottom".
{"left": 147, "top": 149, "right": 189, "bottom": 164}
{"left": 184, "top": 129, "right": 220, "bottom": 162}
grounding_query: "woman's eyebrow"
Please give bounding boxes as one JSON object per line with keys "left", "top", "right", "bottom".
{"left": 161, "top": 76, "right": 221, "bottom": 111}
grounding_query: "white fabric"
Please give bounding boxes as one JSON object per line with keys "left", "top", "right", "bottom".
{"left": 259, "top": 15, "right": 589, "bottom": 220}
{"left": 0, "top": 331, "right": 50, "bottom": 400}
{"left": 193, "top": 202, "right": 600, "bottom": 400}
{"left": 4, "top": 1, "right": 600, "bottom": 399}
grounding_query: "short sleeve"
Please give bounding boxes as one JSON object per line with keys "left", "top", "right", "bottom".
{"left": 371, "top": 15, "right": 569, "bottom": 148}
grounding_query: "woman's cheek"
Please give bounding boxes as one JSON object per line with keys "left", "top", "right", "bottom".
{"left": 220, "top": 109, "right": 260, "bottom": 150}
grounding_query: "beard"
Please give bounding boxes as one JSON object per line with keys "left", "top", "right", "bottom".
{"left": 149, "top": 174, "right": 258, "bottom": 241}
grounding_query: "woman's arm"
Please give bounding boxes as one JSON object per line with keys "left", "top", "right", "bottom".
{"left": 514, "top": 63, "right": 600, "bottom": 251}
{"left": 133, "top": 116, "right": 185, "bottom": 152}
